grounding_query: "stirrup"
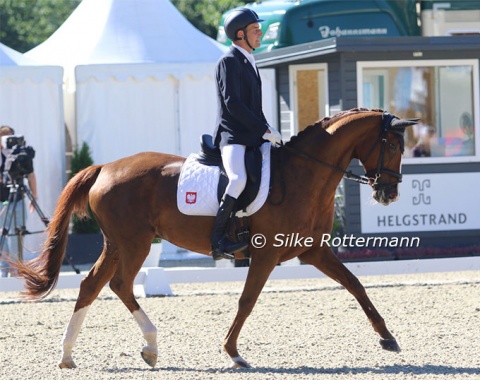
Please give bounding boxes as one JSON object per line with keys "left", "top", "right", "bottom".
{"left": 220, "top": 237, "right": 248, "bottom": 254}
{"left": 211, "top": 249, "right": 235, "bottom": 261}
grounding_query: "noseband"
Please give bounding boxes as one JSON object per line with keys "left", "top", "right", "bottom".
{"left": 282, "top": 112, "right": 404, "bottom": 189}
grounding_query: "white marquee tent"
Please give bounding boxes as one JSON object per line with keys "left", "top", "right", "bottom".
{"left": 26, "top": 0, "right": 277, "bottom": 165}
{"left": 0, "top": 42, "right": 65, "bottom": 259}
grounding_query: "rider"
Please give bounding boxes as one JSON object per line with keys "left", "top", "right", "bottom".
{"left": 211, "top": 8, "right": 282, "bottom": 261}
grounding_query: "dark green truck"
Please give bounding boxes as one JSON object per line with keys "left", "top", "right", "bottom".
{"left": 217, "top": 0, "right": 479, "bottom": 53}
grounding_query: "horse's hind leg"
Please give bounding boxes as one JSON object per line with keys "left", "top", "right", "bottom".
{"left": 108, "top": 243, "right": 158, "bottom": 368}
{"left": 299, "top": 247, "right": 400, "bottom": 352}
{"left": 59, "top": 249, "right": 119, "bottom": 369}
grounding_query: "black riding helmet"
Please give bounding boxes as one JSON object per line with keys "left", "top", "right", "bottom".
{"left": 224, "top": 8, "right": 264, "bottom": 50}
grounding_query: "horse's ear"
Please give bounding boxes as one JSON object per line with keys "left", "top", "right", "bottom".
{"left": 391, "top": 118, "right": 420, "bottom": 128}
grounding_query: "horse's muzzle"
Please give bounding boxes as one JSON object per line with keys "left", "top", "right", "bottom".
{"left": 372, "top": 184, "right": 399, "bottom": 205}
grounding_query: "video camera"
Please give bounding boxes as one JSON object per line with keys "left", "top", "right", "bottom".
{"left": 1, "top": 135, "right": 35, "bottom": 181}
{"left": 2, "top": 135, "right": 25, "bottom": 150}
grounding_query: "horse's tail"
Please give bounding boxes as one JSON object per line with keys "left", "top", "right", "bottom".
{"left": 14, "top": 165, "right": 103, "bottom": 301}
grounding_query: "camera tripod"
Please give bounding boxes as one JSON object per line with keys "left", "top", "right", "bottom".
{"left": 0, "top": 178, "right": 79, "bottom": 274}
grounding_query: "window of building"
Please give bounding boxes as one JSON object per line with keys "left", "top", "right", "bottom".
{"left": 289, "top": 63, "right": 329, "bottom": 139}
{"left": 357, "top": 59, "right": 479, "bottom": 163}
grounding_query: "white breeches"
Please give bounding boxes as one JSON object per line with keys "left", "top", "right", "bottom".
{"left": 221, "top": 144, "right": 247, "bottom": 199}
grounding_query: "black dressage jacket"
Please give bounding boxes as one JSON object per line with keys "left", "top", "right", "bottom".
{"left": 213, "top": 47, "right": 269, "bottom": 148}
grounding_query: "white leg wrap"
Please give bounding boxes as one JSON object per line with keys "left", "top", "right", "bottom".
{"left": 60, "top": 306, "right": 90, "bottom": 364}
{"left": 133, "top": 308, "right": 158, "bottom": 353}
{"left": 230, "top": 355, "right": 251, "bottom": 369}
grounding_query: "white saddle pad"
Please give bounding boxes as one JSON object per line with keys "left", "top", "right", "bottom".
{"left": 177, "top": 143, "right": 271, "bottom": 217}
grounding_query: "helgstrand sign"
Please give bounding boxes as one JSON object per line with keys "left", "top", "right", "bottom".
{"left": 360, "top": 173, "right": 479, "bottom": 233}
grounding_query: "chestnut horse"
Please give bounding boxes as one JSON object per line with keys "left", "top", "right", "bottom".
{"left": 14, "top": 108, "right": 417, "bottom": 369}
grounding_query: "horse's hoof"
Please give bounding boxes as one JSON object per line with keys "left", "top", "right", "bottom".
{"left": 141, "top": 349, "right": 158, "bottom": 367}
{"left": 380, "top": 338, "right": 401, "bottom": 352}
{"left": 230, "top": 355, "right": 251, "bottom": 369}
{"left": 58, "top": 360, "right": 77, "bottom": 369}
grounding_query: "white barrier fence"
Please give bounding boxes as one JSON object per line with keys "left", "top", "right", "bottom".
{"left": 1, "top": 256, "right": 479, "bottom": 297}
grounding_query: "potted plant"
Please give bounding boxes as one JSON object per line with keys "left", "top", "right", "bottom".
{"left": 65, "top": 142, "right": 103, "bottom": 265}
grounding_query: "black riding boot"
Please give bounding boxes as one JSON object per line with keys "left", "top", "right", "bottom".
{"left": 210, "top": 194, "right": 249, "bottom": 261}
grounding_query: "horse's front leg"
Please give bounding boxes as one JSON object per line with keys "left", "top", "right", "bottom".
{"left": 223, "top": 252, "right": 278, "bottom": 369}
{"left": 299, "top": 247, "right": 400, "bottom": 352}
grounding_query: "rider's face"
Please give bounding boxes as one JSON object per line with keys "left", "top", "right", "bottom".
{"left": 244, "top": 23, "right": 262, "bottom": 49}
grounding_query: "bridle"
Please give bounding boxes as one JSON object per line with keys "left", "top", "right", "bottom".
{"left": 280, "top": 112, "right": 404, "bottom": 189}
{"left": 362, "top": 112, "right": 404, "bottom": 190}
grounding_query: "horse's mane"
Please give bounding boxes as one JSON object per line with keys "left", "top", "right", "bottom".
{"left": 285, "top": 107, "right": 384, "bottom": 148}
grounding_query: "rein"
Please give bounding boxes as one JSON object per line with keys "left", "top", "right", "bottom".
{"left": 268, "top": 143, "right": 370, "bottom": 206}
{"left": 281, "top": 144, "right": 371, "bottom": 185}
{"left": 279, "top": 111, "right": 403, "bottom": 187}
{"left": 268, "top": 144, "right": 369, "bottom": 206}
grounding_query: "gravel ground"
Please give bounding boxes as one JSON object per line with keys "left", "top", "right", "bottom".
{"left": 0, "top": 270, "right": 479, "bottom": 380}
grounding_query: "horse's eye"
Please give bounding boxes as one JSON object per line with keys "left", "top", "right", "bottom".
{"left": 389, "top": 142, "right": 397, "bottom": 151}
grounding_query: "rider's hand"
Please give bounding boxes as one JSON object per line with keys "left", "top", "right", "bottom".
{"left": 262, "top": 126, "right": 283, "bottom": 146}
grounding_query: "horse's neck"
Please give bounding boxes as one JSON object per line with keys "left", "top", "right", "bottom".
{"left": 286, "top": 114, "right": 377, "bottom": 189}
{"left": 294, "top": 125, "right": 358, "bottom": 173}
{"left": 325, "top": 113, "right": 379, "bottom": 164}
{"left": 282, "top": 131, "right": 347, "bottom": 196}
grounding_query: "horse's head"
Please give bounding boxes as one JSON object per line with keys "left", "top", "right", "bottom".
{"left": 357, "top": 112, "right": 418, "bottom": 205}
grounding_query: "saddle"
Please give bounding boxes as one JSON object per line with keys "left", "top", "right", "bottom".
{"left": 196, "top": 134, "right": 263, "bottom": 212}
{"left": 194, "top": 134, "right": 264, "bottom": 258}
{"left": 177, "top": 135, "right": 273, "bottom": 258}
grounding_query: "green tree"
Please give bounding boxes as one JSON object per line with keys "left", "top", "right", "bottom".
{"left": 69, "top": 141, "right": 93, "bottom": 180}
{"left": 0, "top": 0, "right": 81, "bottom": 52}
{"left": 171, "top": 0, "right": 247, "bottom": 38}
